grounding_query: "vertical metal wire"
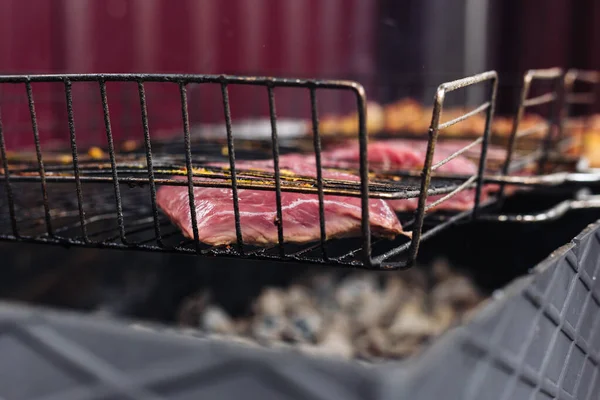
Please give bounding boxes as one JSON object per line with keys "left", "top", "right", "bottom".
{"left": 180, "top": 82, "right": 201, "bottom": 253}
{"left": 352, "top": 86, "right": 372, "bottom": 265}
{"left": 472, "top": 75, "right": 498, "bottom": 219}
{"left": 538, "top": 77, "right": 564, "bottom": 174}
{"left": 557, "top": 71, "right": 576, "bottom": 153}
{"left": 499, "top": 74, "right": 532, "bottom": 201}
{"left": 99, "top": 80, "right": 127, "bottom": 244}
{"left": 0, "top": 105, "right": 18, "bottom": 237}
{"left": 309, "top": 87, "right": 328, "bottom": 260}
{"left": 406, "top": 88, "right": 444, "bottom": 265}
{"left": 137, "top": 81, "right": 163, "bottom": 247}
{"left": 560, "top": 70, "right": 600, "bottom": 157}
{"left": 220, "top": 82, "right": 244, "bottom": 254}
{"left": 267, "top": 85, "right": 285, "bottom": 256}
{"left": 64, "top": 80, "right": 89, "bottom": 243}
{"left": 25, "top": 81, "right": 53, "bottom": 237}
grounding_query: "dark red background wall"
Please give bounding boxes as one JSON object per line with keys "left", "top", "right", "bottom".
{"left": 0, "top": 0, "right": 377, "bottom": 150}
{"left": 1, "top": 0, "right": 599, "bottom": 151}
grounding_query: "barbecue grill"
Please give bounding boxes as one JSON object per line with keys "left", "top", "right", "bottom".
{"left": 1, "top": 66, "right": 600, "bottom": 400}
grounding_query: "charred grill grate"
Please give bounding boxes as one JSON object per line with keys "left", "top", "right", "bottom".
{"left": 1, "top": 69, "right": 599, "bottom": 269}
{"left": 0, "top": 72, "right": 501, "bottom": 270}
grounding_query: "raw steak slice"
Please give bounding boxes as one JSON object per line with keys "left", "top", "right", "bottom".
{"left": 322, "top": 140, "right": 479, "bottom": 174}
{"left": 156, "top": 157, "right": 405, "bottom": 246}
{"left": 321, "top": 140, "right": 494, "bottom": 212}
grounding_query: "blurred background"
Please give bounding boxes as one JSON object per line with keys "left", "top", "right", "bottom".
{"left": 0, "top": 0, "right": 599, "bottom": 149}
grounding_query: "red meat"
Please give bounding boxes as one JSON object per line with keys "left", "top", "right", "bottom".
{"left": 156, "top": 157, "right": 405, "bottom": 246}
{"left": 321, "top": 140, "right": 495, "bottom": 212}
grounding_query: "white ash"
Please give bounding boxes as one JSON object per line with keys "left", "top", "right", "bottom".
{"left": 176, "top": 260, "right": 484, "bottom": 362}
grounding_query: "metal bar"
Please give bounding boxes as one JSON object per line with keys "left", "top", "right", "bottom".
{"left": 478, "top": 196, "right": 600, "bottom": 223}
{"left": 0, "top": 108, "right": 18, "bottom": 237}
{"left": 267, "top": 85, "right": 285, "bottom": 256}
{"left": 14, "top": 167, "right": 600, "bottom": 189}
{"left": 425, "top": 175, "right": 477, "bottom": 211}
{"left": 99, "top": 80, "right": 127, "bottom": 244}
{"left": 507, "top": 149, "right": 543, "bottom": 173}
{"left": 437, "top": 71, "right": 498, "bottom": 93}
{"left": 515, "top": 122, "right": 548, "bottom": 139}
{"left": 64, "top": 80, "right": 89, "bottom": 243}
{"left": 431, "top": 137, "right": 482, "bottom": 171}
{"left": 25, "top": 81, "right": 53, "bottom": 237}
{"left": 406, "top": 87, "right": 444, "bottom": 266}
{"left": 138, "top": 81, "right": 163, "bottom": 247}
{"left": 522, "top": 92, "right": 557, "bottom": 108}
{"left": 501, "top": 72, "right": 533, "bottom": 192}
{"left": 538, "top": 72, "right": 565, "bottom": 174}
{"left": 566, "top": 93, "right": 596, "bottom": 105}
{"left": 473, "top": 73, "right": 497, "bottom": 219}
{"left": 562, "top": 69, "right": 600, "bottom": 157}
{"left": 375, "top": 208, "right": 473, "bottom": 268}
{"left": 221, "top": 82, "right": 244, "bottom": 254}
{"left": 565, "top": 70, "right": 600, "bottom": 85}
{"left": 0, "top": 74, "right": 362, "bottom": 91}
{"left": 500, "top": 68, "right": 563, "bottom": 199}
{"left": 310, "top": 87, "right": 328, "bottom": 260}
{"left": 405, "top": 71, "right": 498, "bottom": 266}
{"left": 526, "top": 67, "right": 564, "bottom": 80}
{"left": 3, "top": 174, "right": 460, "bottom": 199}
{"left": 437, "top": 101, "right": 490, "bottom": 130}
{"left": 180, "top": 82, "right": 200, "bottom": 253}
{"left": 352, "top": 84, "right": 372, "bottom": 266}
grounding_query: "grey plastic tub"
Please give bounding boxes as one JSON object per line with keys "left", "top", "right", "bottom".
{"left": 0, "top": 220, "right": 599, "bottom": 400}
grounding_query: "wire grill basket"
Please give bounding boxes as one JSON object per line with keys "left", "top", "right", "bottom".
{"left": 0, "top": 72, "right": 503, "bottom": 270}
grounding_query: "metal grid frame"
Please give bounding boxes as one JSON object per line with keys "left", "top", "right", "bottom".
{"left": 560, "top": 69, "right": 600, "bottom": 155}
{"left": 500, "top": 68, "right": 564, "bottom": 183}
{"left": 473, "top": 68, "right": 600, "bottom": 224}
{"left": 0, "top": 72, "right": 499, "bottom": 270}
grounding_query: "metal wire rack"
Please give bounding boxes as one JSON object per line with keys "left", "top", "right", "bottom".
{"left": 559, "top": 69, "right": 600, "bottom": 155}
{"left": 0, "top": 72, "right": 502, "bottom": 270}
{"left": 500, "top": 68, "right": 564, "bottom": 180}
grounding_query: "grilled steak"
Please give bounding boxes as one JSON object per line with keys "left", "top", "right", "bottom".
{"left": 156, "top": 156, "right": 405, "bottom": 246}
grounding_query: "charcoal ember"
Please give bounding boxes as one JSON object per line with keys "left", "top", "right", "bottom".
{"left": 284, "top": 304, "right": 324, "bottom": 344}
{"left": 300, "top": 314, "right": 354, "bottom": 360}
{"left": 378, "top": 277, "right": 410, "bottom": 326}
{"left": 431, "top": 304, "right": 457, "bottom": 334}
{"left": 176, "top": 263, "right": 484, "bottom": 362}
{"left": 389, "top": 297, "right": 436, "bottom": 339}
{"left": 335, "top": 273, "right": 379, "bottom": 311}
{"left": 200, "top": 305, "right": 235, "bottom": 335}
{"left": 386, "top": 334, "right": 428, "bottom": 359}
{"left": 177, "top": 291, "right": 210, "bottom": 327}
{"left": 251, "top": 288, "right": 288, "bottom": 342}
{"left": 254, "top": 288, "right": 286, "bottom": 315}
{"left": 431, "top": 274, "right": 483, "bottom": 312}
{"left": 355, "top": 327, "right": 389, "bottom": 360}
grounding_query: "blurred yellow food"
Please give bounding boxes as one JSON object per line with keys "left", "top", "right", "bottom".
{"left": 384, "top": 98, "right": 423, "bottom": 133}
{"left": 582, "top": 114, "right": 600, "bottom": 167}
{"left": 87, "top": 146, "right": 106, "bottom": 159}
{"left": 318, "top": 115, "right": 341, "bottom": 136}
{"left": 121, "top": 140, "right": 139, "bottom": 152}
{"left": 518, "top": 114, "right": 547, "bottom": 138}
{"left": 366, "top": 102, "right": 385, "bottom": 134}
{"left": 317, "top": 101, "right": 384, "bottom": 136}
{"left": 583, "top": 131, "right": 600, "bottom": 167}
{"left": 492, "top": 116, "right": 514, "bottom": 136}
